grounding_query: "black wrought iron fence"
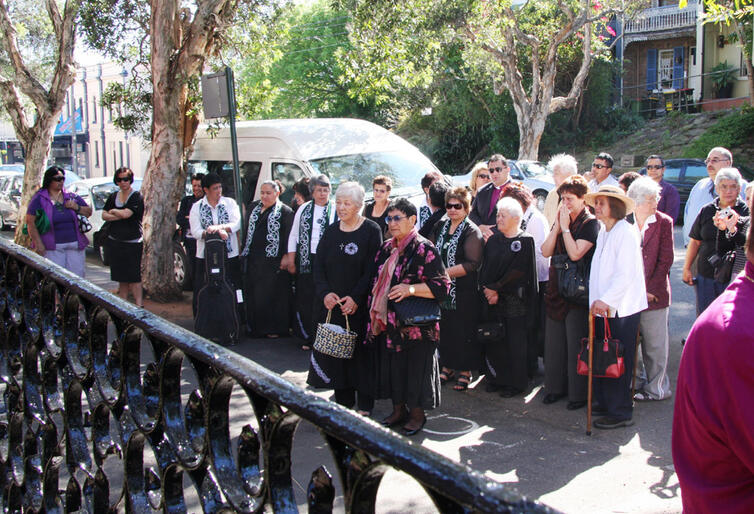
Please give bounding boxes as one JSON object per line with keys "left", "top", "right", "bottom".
{"left": 0, "top": 237, "right": 556, "bottom": 513}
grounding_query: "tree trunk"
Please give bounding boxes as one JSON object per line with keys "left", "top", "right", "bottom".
{"left": 516, "top": 111, "right": 548, "bottom": 161}
{"left": 13, "top": 124, "right": 56, "bottom": 246}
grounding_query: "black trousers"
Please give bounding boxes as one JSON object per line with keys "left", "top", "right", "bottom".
{"left": 593, "top": 313, "right": 641, "bottom": 420}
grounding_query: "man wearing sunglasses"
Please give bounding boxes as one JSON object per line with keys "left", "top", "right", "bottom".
{"left": 469, "top": 153, "right": 514, "bottom": 240}
{"left": 587, "top": 152, "right": 619, "bottom": 192}
{"left": 644, "top": 155, "right": 680, "bottom": 223}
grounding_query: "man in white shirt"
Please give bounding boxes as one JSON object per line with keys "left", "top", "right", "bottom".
{"left": 587, "top": 152, "right": 620, "bottom": 192}
{"left": 282, "top": 174, "right": 336, "bottom": 348}
{"left": 682, "top": 147, "right": 747, "bottom": 245}
{"left": 189, "top": 173, "right": 242, "bottom": 317}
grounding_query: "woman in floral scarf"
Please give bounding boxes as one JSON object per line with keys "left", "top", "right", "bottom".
{"left": 368, "top": 198, "right": 450, "bottom": 436}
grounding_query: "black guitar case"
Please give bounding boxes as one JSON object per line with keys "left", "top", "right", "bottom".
{"left": 194, "top": 233, "right": 240, "bottom": 346}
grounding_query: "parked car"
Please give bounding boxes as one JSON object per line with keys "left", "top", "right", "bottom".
{"left": 638, "top": 158, "right": 711, "bottom": 224}
{"left": 0, "top": 164, "right": 24, "bottom": 173}
{"left": 452, "top": 159, "right": 554, "bottom": 211}
{"left": 0, "top": 171, "right": 23, "bottom": 230}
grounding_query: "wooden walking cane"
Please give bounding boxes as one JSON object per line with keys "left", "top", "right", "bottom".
{"left": 586, "top": 312, "right": 594, "bottom": 436}
{"left": 631, "top": 329, "right": 642, "bottom": 400}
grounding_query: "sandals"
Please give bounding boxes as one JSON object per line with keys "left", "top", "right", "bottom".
{"left": 453, "top": 373, "right": 472, "bottom": 391}
{"left": 439, "top": 369, "right": 456, "bottom": 385}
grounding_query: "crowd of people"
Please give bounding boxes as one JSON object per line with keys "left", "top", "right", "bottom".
{"left": 24, "top": 143, "right": 749, "bottom": 444}
{"left": 170, "top": 145, "right": 748, "bottom": 438}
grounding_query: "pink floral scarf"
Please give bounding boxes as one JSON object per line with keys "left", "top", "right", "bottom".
{"left": 369, "top": 229, "right": 418, "bottom": 335}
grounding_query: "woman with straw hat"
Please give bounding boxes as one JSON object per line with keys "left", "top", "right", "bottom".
{"left": 585, "top": 185, "right": 647, "bottom": 430}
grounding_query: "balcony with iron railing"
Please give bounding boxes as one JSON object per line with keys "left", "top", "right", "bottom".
{"left": 625, "top": 1, "right": 699, "bottom": 34}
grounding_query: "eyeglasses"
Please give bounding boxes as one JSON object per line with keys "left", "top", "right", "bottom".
{"left": 385, "top": 215, "right": 408, "bottom": 223}
{"left": 646, "top": 165, "right": 664, "bottom": 170}
{"left": 446, "top": 203, "right": 464, "bottom": 210}
{"left": 477, "top": 173, "right": 490, "bottom": 179}
{"left": 115, "top": 176, "right": 132, "bottom": 183}
{"left": 489, "top": 166, "right": 507, "bottom": 173}
{"left": 592, "top": 163, "right": 610, "bottom": 169}
{"left": 51, "top": 175, "right": 65, "bottom": 182}
{"left": 705, "top": 157, "right": 730, "bottom": 165}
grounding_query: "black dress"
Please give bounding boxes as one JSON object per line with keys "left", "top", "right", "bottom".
{"left": 104, "top": 190, "right": 144, "bottom": 283}
{"left": 242, "top": 201, "right": 294, "bottom": 337}
{"left": 363, "top": 201, "right": 389, "bottom": 238}
{"left": 478, "top": 231, "right": 538, "bottom": 392}
{"left": 307, "top": 219, "right": 383, "bottom": 409}
{"left": 429, "top": 217, "right": 484, "bottom": 371}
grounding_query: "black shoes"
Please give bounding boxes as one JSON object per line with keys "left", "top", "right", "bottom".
{"left": 542, "top": 393, "right": 565, "bottom": 405}
{"left": 593, "top": 416, "right": 634, "bottom": 429}
{"left": 401, "top": 417, "right": 426, "bottom": 436}
{"left": 499, "top": 386, "right": 523, "bottom": 398}
{"left": 566, "top": 400, "right": 587, "bottom": 410}
{"left": 381, "top": 411, "right": 408, "bottom": 428}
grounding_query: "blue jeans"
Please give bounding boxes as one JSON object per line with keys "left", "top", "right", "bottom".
{"left": 695, "top": 275, "right": 726, "bottom": 316}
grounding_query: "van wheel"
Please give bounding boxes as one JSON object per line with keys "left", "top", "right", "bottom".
{"left": 0, "top": 214, "right": 5, "bottom": 231}
{"left": 173, "top": 242, "right": 191, "bottom": 291}
{"left": 534, "top": 190, "right": 548, "bottom": 212}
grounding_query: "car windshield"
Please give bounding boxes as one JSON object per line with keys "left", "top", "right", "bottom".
{"left": 90, "top": 179, "right": 142, "bottom": 209}
{"left": 309, "top": 151, "right": 437, "bottom": 197}
{"left": 517, "top": 161, "right": 551, "bottom": 178}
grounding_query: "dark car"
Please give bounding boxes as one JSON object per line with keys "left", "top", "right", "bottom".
{"left": 639, "top": 158, "right": 709, "bottom": 224}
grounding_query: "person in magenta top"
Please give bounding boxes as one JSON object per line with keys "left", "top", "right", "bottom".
{"left": 673, "top": 211, "right": 754, "bottom": 512}
{"left": 26, "top": 166, "right": 92, "bottom": 277}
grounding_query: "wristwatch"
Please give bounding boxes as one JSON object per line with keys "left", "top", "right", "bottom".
{"left": 408, "top": 285, "right": 416, "bottom": 296}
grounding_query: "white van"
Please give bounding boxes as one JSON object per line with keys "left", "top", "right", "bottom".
{"left": 187, "top": 118, "right": 441, "bottom": 210}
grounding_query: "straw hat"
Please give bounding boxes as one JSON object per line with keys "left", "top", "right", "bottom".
{"left": 584, "top": 184, "right": 635, "bottom": 215}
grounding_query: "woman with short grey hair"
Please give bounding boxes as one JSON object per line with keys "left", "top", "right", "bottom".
{"left": 478, "top": 197, "right": 539, "bottom": 397}
{"left": 335, "top": 180, "right": 365, "bottom": 206}
{"left": 307, "top": 181, "right": 383, "bottom": 415}
{"left": 684, "top": 167, "right": 750, "bottom": 312}
{"left": 627, "top": 177, "right": 674, "bottom": 402}
{"left": 544, "top": 153, "right": 579, "bottom": 225}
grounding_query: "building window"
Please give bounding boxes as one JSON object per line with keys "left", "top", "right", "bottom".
{"left": 690, "top": 46, "right": 696, "bottom": 67}
{"left": 658, "top": 49, "right": 674, "bottom": 88}
{"left": 92, "top": 97, "right": 97, "bottom": 123}
{"left": 741, "top": 50, "right": 749, "bottom": 77}
{"left": 94, "top": 144, "right": 100, "bottom": 167}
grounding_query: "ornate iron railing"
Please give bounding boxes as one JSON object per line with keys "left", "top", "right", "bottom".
{"left": 0, "top": 238, "right": 556, "bottom": 513}
{"left": 624, "top": 1, "right": 698, "bottom": 34}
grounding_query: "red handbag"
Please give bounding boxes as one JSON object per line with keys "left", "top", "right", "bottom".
{"left": 577, "top": 317, "right": 625, "bottom": 379}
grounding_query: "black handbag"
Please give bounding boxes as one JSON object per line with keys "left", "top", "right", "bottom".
{"left": 551, "top": 254, "right": 589, "bottom": 305}
{"left": 476, "top": 320, "right": 505, "bottom": 343}
{"left": 389, "top": 297, "right": 441, "bottom": 327}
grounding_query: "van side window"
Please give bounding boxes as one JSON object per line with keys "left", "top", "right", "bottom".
{"left": 272, "top": 162, "right": 305, "bottom": 206}
{"left": 240, "top": 161, "right": 261, "bottom": 207}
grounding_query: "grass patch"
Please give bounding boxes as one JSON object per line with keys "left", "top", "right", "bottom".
{"left": 683, "top": 107, "right": 754, "bottom": 159}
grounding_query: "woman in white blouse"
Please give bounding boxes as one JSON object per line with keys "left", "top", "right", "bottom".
{"left": 585, "top": 185, "right": 647, "bottom": 430}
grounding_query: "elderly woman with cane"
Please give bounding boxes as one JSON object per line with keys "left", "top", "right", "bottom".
{"left": 585, "top": 185, "right": 647, "bottom": 430}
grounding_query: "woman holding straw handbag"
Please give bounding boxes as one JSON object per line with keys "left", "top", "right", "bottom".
{"left": 306, "top": 182, "right": 383, "bottom": 416}
{"left": 585, "top": 185, "right": 647, "bottom": 430}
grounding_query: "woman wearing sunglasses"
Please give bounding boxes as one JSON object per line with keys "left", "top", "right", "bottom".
{"left": 102, "top": 167, "right": 145, "bottom": 307}
{"left": 429, "top": 187, "right": 483, "bottom": 391}
{"left": 468, "top": 162, "right": 491, "bottom": 200}
{"left": 26, "top": 166, "right": 92, "bottom": 277}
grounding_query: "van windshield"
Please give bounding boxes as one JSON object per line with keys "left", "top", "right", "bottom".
{"left": 310, "top": 151, "right": 437, "bottom": 196}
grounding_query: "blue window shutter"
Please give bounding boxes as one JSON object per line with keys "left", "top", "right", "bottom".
{"left": 647, "top": 49, "right": 658, "bottom": 90}
{"left": 673, "top": 47, "right": 685, "bottom": 89}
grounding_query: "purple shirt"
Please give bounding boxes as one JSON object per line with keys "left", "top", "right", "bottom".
{"left": 28, "top": 190, "right": 88, "bottom": 249}
{"left": 673, "top": 261, "right": 754, "bottom": 513}
{"left": 657, "top": 179, "right": 680, "bottom": 224}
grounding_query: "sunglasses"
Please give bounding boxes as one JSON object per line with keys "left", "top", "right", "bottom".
{"left": 446, "top": 203, "right": 464, "bottom": 210}
{"left": 591, "top": 163, "right": 610, "bottom": 169}
{"left": 51, "top": 175, "right": 65, "bottom": 182}
{"left": 646, "top": 165, "right": 664, "bottom": 170}
{"left": 385, "top": 215, "right": 408, "bottom": 223}
{"left": 477, "top": 173, "right": 490, "bottom": 179}
{"left": 489, "top": 166, "right": 507, "bottom": 173}
{"left": 115, "top": 176, "right": 132, "bottom": 183}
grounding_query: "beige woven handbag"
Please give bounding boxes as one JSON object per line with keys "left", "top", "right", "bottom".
{"left": 313, "top": 309, "right": 357, "bottom": 359}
